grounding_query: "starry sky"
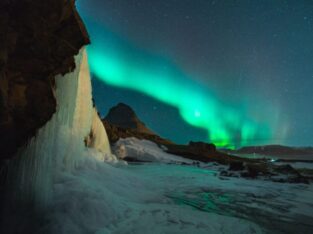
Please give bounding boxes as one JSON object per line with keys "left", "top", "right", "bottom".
{"left": 77, "top": 0, "right": 313, "bottom": 148}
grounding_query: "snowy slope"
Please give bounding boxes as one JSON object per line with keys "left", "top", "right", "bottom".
{"left": 40, "top": 158, "right": 265, "bottom": 234}
{"left": 5, "top": 121, "right": 313, "bottom": 234}
{"left": 23, "top": 157, "right": 313, "bottom": 234}
{"left": 113, "top": 137, "right": 193, "bottom": 163}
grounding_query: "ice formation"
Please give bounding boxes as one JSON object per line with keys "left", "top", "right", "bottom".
{"left": 11, "top": 48, "right": 116, "bottom": 208}
{"left": 85, "top": 107, "right": 117, "bottom": 162}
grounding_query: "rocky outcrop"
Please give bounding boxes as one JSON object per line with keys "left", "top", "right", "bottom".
{"left": 0, "top": 0, "right": 90, "bottom": 159}
{"left": 224, "top": 162, "right": 309, "bottom": 184}
{"left": 166, "top": 142, "right": 251, "bottom": 165}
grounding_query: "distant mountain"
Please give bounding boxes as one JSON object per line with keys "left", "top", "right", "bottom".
{"left": 102, "top": 103, "right": 172, "bottom": 146}
{"left": 102, "top": 103, "right": 310, "bottom": 183}
{"left": 234, "top": 145, "right": 313, "bottom": 156}
{"left": 103, "top": 103, "right": 252, "bottom": 164}
{"left": 104, "top": 103, "right": 154, "bottom": 134}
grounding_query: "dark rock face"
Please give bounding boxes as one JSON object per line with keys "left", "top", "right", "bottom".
{"left": 189, "top": 141, "right": 216, "bottom": 152}
{"left": 240, "top": 163, "right": 309, "bottom": 184}
{"left": 0, "top": 0, "right": 90, "bottom": 159}
{"left": 166, "top": 143, "right": 238, "bottom": 164}
{"left": 243, "top": 163, "right": 270, "bottom": 178}
{"left": 228, "top": 161, "right": 245, "bottom": 171}
{"left": 104, "top": 103, "right": 154, "bottom": 134}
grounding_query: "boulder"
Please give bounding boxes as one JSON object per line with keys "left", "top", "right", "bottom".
{"left": 228, "top": 161, "right": 245, "bottom": 171}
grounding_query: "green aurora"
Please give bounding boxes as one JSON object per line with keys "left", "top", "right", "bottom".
{"left": 84, "top": 22, "right": 283, "bottom": 149}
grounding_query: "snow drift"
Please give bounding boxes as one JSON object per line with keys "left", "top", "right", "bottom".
{"left": 113, "top": 137, "right": 192, "bottom": 163}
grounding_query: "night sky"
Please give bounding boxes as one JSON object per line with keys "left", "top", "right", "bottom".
{"left": 77, "top": 0, "right": 313, "bottom": 148}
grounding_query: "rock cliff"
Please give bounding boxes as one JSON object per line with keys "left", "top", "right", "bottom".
{"left": 0, "top": 0, "right": 90, "bottom": 159}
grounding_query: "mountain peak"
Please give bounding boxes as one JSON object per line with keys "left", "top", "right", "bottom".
{"left": 104, "top": 103, "right": 153, "bottom": 134}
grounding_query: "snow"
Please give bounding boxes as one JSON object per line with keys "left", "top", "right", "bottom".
{"left": 39, "top": 157, "right": 264, "bottom": 234}
{"left": 23, "top": 138, "right": 311, "bottom": 234}
{"left": 113, "top": 137, "right": 192, "bottom": 163}
{"left": 12, "top": 156, "right": 309, "bottom": 234}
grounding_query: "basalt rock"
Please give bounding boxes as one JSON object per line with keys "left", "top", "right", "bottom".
{"left": 228, "top": 161, "right": 245, "bottom": 171}
{"left": 0, "top": 0, "right": 90, "bottom": 159}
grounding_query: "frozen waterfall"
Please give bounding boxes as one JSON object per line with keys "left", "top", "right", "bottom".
{"left": 10, "top": 47, "right": 116, "bottom": 208}
{"left": 85, "top": 108, "right": 116, "bottom": 162}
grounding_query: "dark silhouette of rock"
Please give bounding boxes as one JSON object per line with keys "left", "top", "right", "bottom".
{"left": 103, "top": 103, "right": 173, "bottom": 146}
{"left": 243, "top": 163, "right": 270, "bottom": 178}
{"left": 189, "top": 141, "right": 216, "bottom": 152}
{"left": 164, "top": 143, "right": 263, "bottom": 167}
{"left": 104, "top": 103, "right": 154, "bottom": 134}
{"left": 237, "top": 163, "right": 308, "bottom": 183}
{"left": 0, "top": 0, "right": 90, "bottom": 159}
{"left": 228, "top": 161, "right": 245, "bottom": 171}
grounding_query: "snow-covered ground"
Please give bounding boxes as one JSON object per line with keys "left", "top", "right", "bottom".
{"left": 113, "top": 137, "right": 193, "bottom": 164}
{"left": 4, "top": 138, "right": 308, "bottom": 234}
{"left": 29, "top": 156, "right": 312, "bottom": 234}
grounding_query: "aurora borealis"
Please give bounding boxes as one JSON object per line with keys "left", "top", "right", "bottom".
{"left": 85, "top": 23, "right": 273, "bottom": 148}
{"left": 77, "top": 0, "right": 313, "bottom": 148}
